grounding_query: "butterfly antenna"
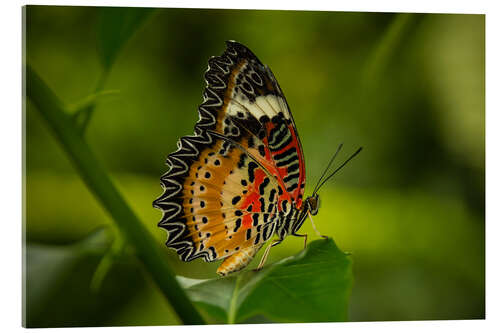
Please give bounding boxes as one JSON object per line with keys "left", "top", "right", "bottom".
{"left": 314, "top": 147, "right": 363, "bottom": 193}
{"left": 312, "top": 143, "right": 344, "bottom": 195}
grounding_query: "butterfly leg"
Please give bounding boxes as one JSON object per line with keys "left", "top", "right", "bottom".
{"left": 292, "top": 232, "right": 308, "bottom": 249}
{"left": 308, "top": 212, "right": 328, "bottom": 239}
{"left": 255, "top": 239, "right": 282, "bottom": 271}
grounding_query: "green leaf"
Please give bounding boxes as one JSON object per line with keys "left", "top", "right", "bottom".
{"left": 97, "top": 7, "right": 155, "bottom": 70}
{"left": 25, "top": 227, "right": 180, "bottom": 327}
{"left": 178, "top": 238, "right": 352, "bottom": 323}
{"left": 67, "top": 89, "right": 120, "bottom": 114}
{"left": 362, "top": 13, "right": 419, "bottom": 88}
{"left": 71, "top": 89, "right": 121, "bottom": 133}
{"left": 73, "top": 7, "right": 155, "bottom": 133}
{"left": 25, "top": 228, "right": 113, "bottom": 327}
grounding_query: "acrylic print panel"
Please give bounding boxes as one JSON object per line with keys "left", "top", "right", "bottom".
{"left": 23, "top": 5, "right": 484, "bottom": 327}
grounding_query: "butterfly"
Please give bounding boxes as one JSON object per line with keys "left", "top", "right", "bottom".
{"left": 153, "top": 41, "right": 361, "bottom": 276}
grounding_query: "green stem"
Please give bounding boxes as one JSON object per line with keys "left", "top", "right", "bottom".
{"left": 26, "top": 64, "right": 206, "bottom": 325}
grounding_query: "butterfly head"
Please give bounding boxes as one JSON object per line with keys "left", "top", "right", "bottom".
{"left": 305, "top": 193, "right": 320, "bottom": 216}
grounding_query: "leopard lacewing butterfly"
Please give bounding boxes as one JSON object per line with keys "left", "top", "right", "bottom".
{"left": 153, "top": 41, "right": 361, "bottom": 276}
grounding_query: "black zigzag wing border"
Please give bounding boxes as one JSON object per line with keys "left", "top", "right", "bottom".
{"left": 153, "top": 41, "right": 261, "bottom": 262}
{"left": 195, "top": 40, "right": 267, "bottom": 134}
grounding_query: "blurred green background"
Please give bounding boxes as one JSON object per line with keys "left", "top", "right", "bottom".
{"left": 24, "top": 6, "right": 484, "bottom": 326}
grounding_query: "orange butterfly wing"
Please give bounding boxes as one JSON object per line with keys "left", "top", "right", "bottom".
{"left": 154, "top": 41, "right": 306, "bottom": 262}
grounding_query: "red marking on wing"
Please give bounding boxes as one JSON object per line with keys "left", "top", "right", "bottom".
{"left": 241, "top": 191, "right": 260, "bottom": 211}
{"left": 242, "top": 214, "right": 252, "bottom": 229}
{"left": 257, "top": 121, "right": 306, "bottom": 210}
{"left": 255, "top": 135, "right": 293, "bottom": 210}
{"left": 238, "top": 169, "right": 268, "bottom": 229}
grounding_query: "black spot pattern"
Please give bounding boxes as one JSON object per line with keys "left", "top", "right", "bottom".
{"left": 259, "top": 197, "right": 266, "bottom": 212}
{"left": 259, "top": 177, "right": 270, "bottom": 195}
{"left": 267, "top": 203, "right": 274, "bottom": 212}
{"left": 234, "top": 218, "right": 242, "bottom": 232}
{"left": 269, "top": 189, "right": 276, "bottom": 203}
{"left": 258, "top": 145, "right": 266, "bottom": 157}
{"left": 232, "top": 196, "right": 241, "bottom": 205}
{"left": 252, "top": 213, "right": 259, "bottom": 226}
{"left": 238, "top": 153, "right": 247, "bottom": 168}
{"left": 247, "top": 136, "right": 255, "bottom": 148}
{"left": 248, "top": 162, "right": 258, "bottom": 182}
{"left": 254, "top": 233, "right": 261, "bottom": 245}
{"left": 287, "top": 163, "right": 299, "bottom": 173}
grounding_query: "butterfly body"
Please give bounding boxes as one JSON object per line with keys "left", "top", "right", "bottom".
{"left": 154, "top": 41, "right": 320, "bottom": 276}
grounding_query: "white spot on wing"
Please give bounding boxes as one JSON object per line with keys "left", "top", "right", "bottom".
{"left": 266, "top": 95, "right": 290, "bottom": 119}
{"left": 227, "top": 94, "right": 290, "bottom": 120}
{"left": 228, "top": 103, "right": 247, "bottom": 117}
{"left": 255, "top": 96, "right": 277, "bottom": 118}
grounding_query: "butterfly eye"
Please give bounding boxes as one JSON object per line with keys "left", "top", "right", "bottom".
{"left": 309, "top": 195, "right": 320, "bottom": 216}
